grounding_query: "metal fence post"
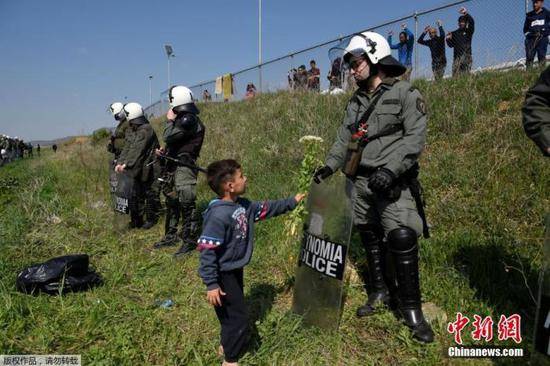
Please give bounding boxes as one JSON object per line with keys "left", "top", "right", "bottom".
{"left": 259, "top": 65, "right": 263, "bottom": 93}
{"left": 414, "top": 11, "right": 419, "bottom": 80}
{"left": 289, "top": 54, "right": 294, "bottom": 91}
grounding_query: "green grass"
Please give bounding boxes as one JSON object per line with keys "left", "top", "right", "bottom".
{"left": 1, "top": 69, "right": 548, "bottom": 365}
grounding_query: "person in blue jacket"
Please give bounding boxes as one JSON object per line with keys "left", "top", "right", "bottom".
{"left": 388, "top": 23, "right": 415, "bottom": 80}
{"left": 198, "top": 159, "right": 305, "bottom": 365}
{"left": 524, "top": 0, "right": 550, "bottom": 68}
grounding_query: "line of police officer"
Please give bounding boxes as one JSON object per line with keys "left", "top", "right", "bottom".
{"left": 108, "top": 86, "right": 204, "bottom": 257}
{"left": 0, "top": 135, "right": 34, "bottom": 167}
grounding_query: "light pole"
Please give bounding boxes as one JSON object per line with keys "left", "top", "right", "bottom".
{"left": 258, "top": 0, "right": 262, "bottom": 93}
{"left": 148, "top": 75, "right": 153, "bottom": 106}
{"left": 164, "top": 44, "right": 175, "bottom": 92}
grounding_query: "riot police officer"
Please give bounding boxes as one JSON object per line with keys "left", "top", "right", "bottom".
{"left": 316, "top": 31, "right": 433, "bottom": 343}
{"left": 153, "top": 86, "right": 205, "bottom": 258}
{"left": 115, "top": 102, "right": 161, "bottom": 229}
{"left": 108, "top": 102, "right": 129, "bottom": 202}
{"left": 108, "top": 102, "right": 129, "bottom": 160}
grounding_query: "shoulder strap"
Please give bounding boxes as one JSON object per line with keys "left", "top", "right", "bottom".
{"left": 365, "top": 124, "right": 403, "bottom": 143}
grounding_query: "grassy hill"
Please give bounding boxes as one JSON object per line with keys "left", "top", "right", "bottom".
{"left": 1, "top": 68, "right": 548, "bottom": 365}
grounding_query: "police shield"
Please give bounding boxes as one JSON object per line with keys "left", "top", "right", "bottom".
{"left": 112, "top": 171, "right": 134, "bottom": 232}
{"left": 292, "top": 173, "right": 353, "bottom": 329}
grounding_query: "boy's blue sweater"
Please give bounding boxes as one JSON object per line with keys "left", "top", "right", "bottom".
{"left": 197, "top": 197, "right": 297, "bottom": 290}
{"left": 388, "top": 28, "right": 414, "bottom": 67}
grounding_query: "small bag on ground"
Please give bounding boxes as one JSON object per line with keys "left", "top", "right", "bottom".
{"left": 16, "top": 254, "right": 103, "bottom": 295}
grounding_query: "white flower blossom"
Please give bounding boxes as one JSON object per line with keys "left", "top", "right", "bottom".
{"left": 299, "top": 135, "right": 324, "bottom": 143}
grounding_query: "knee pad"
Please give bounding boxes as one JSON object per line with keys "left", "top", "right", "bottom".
{"left": 177, "top": 189, "right": 196, "bottom": 204}
{"left": 387, "top": 227, "right": 417, "bottom": 253}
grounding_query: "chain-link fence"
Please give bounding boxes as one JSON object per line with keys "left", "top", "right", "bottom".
{"left": 145, "top": 0, "right": 531, "bottom": 119}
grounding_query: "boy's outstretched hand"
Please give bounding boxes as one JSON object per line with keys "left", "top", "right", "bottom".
{"left": 294, "top": 193, "right": 306, "bottom": 203}
{"left": 207, "top": 287, "right": 226, "bottom": 307}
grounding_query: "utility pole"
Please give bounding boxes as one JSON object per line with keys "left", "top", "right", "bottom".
{"left": 259, "top": 0, "right": 262, "bottom": 93}
{"left": 148, "top": 75, "right": 153, "bottom": 106}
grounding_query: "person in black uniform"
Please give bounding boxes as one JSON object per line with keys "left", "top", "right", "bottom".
{"left": 446, "top": 7, "right": 475, "bottom": 77}
{"left": 418, "top": 20, "right": 447, "bottom": 80}
{"left": 524, "top": 0, "right": 550, "bottom": 68}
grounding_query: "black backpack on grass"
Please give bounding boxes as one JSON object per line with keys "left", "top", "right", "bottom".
{"left": 16, "top": 254, "right": 102, "bottom": 295}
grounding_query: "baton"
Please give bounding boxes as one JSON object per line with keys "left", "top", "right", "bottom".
{"left": 147, "top": 154, "right": 207, "bottom": 173}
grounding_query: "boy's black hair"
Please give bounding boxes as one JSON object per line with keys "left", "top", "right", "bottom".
{"left": 207, "top": 159, "right": 242, "bottom": 196}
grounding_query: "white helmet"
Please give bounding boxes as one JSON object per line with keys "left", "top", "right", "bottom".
{"left": 123, "top": 102, "right": 144, "bottom": 121}
{"left": 329, "top": 31, "right": 406, "bottom": 77}
{"left": 344, "top": 32, "right": 391, "bottom": 65}
{"left": 109, "top": 102, "right": 126, "bottom": 121}
{"left": 169, "top": 85, "right": 199, "bottom": 115}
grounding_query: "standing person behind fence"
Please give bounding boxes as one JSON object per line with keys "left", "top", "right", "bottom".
{"left": 446, "top": 7, "right": 475, "bottom": 77}
{"left": 524, "top": 0, "right": 550, "bottom": 69}
{"left": 316, "top": 31, "right": 433, "bottom": 343}
{"left": 295, "top": 65, "right": 308, "bottom": 90}
{"left": 328, "top": 57, "right": 343, "bottom": 90}
{"left": 0, "top": 136, "right": 6, "bottom": 166}
{"left": 115, "top": 102, "right": 161, "bottom": 230}
{"left": 245, "top": 83, "right": 257, "bottom": 100}
{"left": 288, "top": 68, "right": 297, "bottom": 90}
{"left": 307, "top": 60, "right": 321, "bottom": 92}
{"left": 388, "top": 24, "right": 414, "bottom": 81}
{"left": 418, "top": 21, "right": 447, "bottom": 81}
{"left": 153, "top": 86, "right": 206, "bottom": 257}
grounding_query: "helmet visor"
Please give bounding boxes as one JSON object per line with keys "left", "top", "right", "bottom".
{"left": 329, "top": 33, "right": 378, "bottom": 73}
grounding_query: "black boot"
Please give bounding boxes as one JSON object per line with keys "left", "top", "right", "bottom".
{"left": 142, "top": 219, "right": 158, "bottom": 230}
{"left": 142, "top": 203, "right": 159, "bottom": 230}
{"left": 356, "top": 229, "right": 391, "bottom": 317}
{"left": 388, "top": 227, "right": 434, "bottom": 343}
{"left": 143, "top": 185, "right": 160, "bottom": 230}
{"left": 128, "top": 215, "right": 144, "bottom": 229}
{"left": 173, "top": 240, "right": 196, "bottom": 258}
{"left": 153, "top": 231, "right": 181, "bottom": 249}
{"left": 173, "top": 202, "right": 199, "bottom": 258}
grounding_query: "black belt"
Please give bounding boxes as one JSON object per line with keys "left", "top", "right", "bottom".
{"left": 356, "top": 166, "right": 377, "bottom": 177}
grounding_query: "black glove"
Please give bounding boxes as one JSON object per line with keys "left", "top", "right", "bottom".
{"left": 369, "top": 168, "right": 396, "bottom": 192}
{"left": 313, "top": 166, "right": 333, "bottom": 184}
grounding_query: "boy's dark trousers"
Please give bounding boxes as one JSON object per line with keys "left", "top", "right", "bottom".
{"left": 215, "top": 268, "right": 249, "bottom": 363}
{"left": 526, "top": 35, "right": 549, "bottom": 68}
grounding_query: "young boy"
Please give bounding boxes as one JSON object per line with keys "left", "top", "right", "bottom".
{"left": 198, "top": 159, "right": 305, "bottom": 365}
